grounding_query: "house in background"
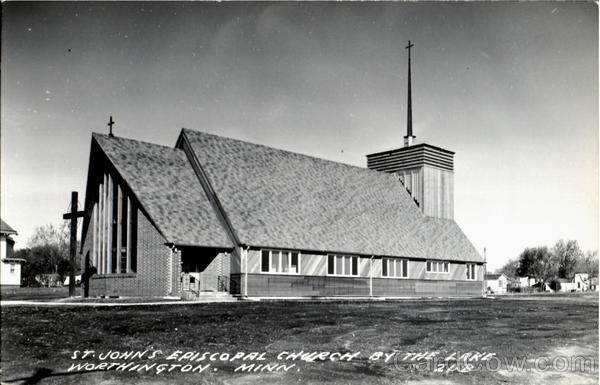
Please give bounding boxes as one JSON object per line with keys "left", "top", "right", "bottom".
{"left": 486, "top": 273, "right": 507, "bottom": 294}
{"left": 506, "top": 276, "right": 537, "bottom": 292}
{"left": 589, "top": 277, "right": 598, "bottom": 292}
{"left": 1, "top": 219, "right": 25, "bottom": 287}
{"left": 518, "top": 276, "right": 536, "bottom": 288}
{"left": 63, "top": 274, "right": 82, "bottom": 287}
{"left": 573, "top": 273, "right": 590, "bottom": 292}
{"left": 555, "top": 278, "right": 576, "bottom": 292}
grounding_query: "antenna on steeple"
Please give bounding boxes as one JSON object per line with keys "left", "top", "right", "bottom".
{"left": 404, "top": 40, "right": 416, "bottom": 147}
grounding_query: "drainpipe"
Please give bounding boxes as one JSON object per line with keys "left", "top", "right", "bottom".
{"left": 369, "top": 256, "right": 374, "bottom": 298}
{"left": 482, "top": 247, "right": 487, "bottom": 298}
{"left": 243, "top": 245, "right": 250, "bottom": 297}
{"left": 165, "top": 243, "right": 178, "bottom": 296}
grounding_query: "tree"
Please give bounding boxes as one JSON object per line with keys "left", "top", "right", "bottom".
{"left": 28, "top": 222, "right": 69, "bottom": 256}
{"left": 18, "top": 222, "right": 79, "bottom": 285}
{"left": 496, "top": 258, "right": 520, "bottom": 278}
{"left": 552, "top": 239, "right": 583, "bottom": 279}
{"left": 576, "top": 250, "right": 599, "bottom": 278}
{"left": 516, "top": 247, "right": 556, "bottom": 290}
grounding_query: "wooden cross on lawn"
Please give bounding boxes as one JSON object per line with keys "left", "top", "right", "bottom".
{"left": 62, "top": 191, "right": 86, "bottom": 297}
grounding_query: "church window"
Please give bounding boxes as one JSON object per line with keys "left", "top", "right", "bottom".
{"left": 466, "top": 263, "right": 476, "bottom": 280}
{"left": 261, "top": 250, "right": 269, "bottom": 272}
{"left": 328, "top": 255, "right": 358, "bottom": 276}
{"left": 382, "top": 258, "right": 409, "bottom": 278}
{"left": 95, "top": 174, "right": 138, "bottom": 275}
{"left": 291, "top": 252, "right": 299, "bottom": 274}
{"left": 260, "top": 250, "right": 301, "bottom": 274}
{"left": 427, "top": 260, "right": 449, "bottom": 273}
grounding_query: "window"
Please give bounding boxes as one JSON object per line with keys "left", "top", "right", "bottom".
{"left": 10, "top": 263, "right": 15, "bottom": 273}
{"left": 261, "top": 250, "right": 269, "bottom": 272}
{"left": 260, "top": 250, "right": 300, "bottom": 274}
{"left": 328, "top": 255, "right": 358, "bottom": 276}
{"left": 381, "top": 258, "right": 409, "bottom": 278}
{"left": 96, "top": 175, "right": 137, "bottom": 275}
{"left": 466, "top": 263, "right": 476, "bottom": 280}
{"left": 120, "top": 193, "right": 128, "bottom": 273}
{"left": 426, "top": 261, "right": 449, "bottom": 273}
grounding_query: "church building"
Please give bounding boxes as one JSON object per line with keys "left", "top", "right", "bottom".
{"left": 79, "top": 42, "right": 484, "bottom": 299}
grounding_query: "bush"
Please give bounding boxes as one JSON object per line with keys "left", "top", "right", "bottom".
{"left": 549, "top": 280, "right": 562, "bottom": 291}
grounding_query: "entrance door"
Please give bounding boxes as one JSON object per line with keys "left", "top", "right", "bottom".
{"left": 180, "top": 247, "right": 231, "bottom": 294}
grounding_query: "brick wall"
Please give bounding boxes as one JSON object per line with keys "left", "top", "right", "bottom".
{"left": 89, "top": 210, "right": 171, "bottom": 297}
{"left": 170, "top": 249, "right": 181, "bottom": 297}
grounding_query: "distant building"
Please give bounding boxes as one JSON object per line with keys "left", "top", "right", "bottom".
{"left": 573, "top": 273, "right": 590, "bottom": 292}
{"left": 518, "top": 276, "right": 536, "bottom": 287}
{"left": 555, "top": 278, "right": 576, "bottom": 292}
{"left": 506, "top": 276, "right": 536, "bottom": 292}
{"left": 1, "top": 219, "right": 24, "bottom": 287}
{"left": 63, "top": 274, "right": 82, "bottom": 286}
{"left": 590, "top": 277, "right": 598, "bottom": 292}
{"left": 486, "top": 273, "right": 508, "bottom": 294}
{"left": 35, "top": 273, "right": 62, "bottom": 287}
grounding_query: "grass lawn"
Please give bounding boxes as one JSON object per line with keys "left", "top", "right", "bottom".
{"left": 1, "top": 287, "right": 69, "bottom": 301}
{"left": 1, "top": 295, "right": 598, "bottom": 384}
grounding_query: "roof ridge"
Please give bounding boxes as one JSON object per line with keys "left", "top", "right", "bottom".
{"left": 180, "top": 127, "right": 404, "bottom": 181}
{"left": 92, "top": 132, "right": 181, "bottom": 152}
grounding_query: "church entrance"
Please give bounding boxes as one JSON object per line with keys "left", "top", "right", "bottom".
{"left": 179, "top": 246, "right": 231, "bottom": 298}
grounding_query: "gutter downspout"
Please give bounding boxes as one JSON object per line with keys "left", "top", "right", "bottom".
{"left": 166, "top": 243, "right": 178, "bottom": 296}
{"left": 243, "top": 246, "right": 250, "bottom": 298}
{"left": 168, "top": 247, "right": 173, "bottom": 295}
{"left": 370, "top": 256, "right": 373, "bottom": 298}
{"left": 482, "top": 247, "right": 487, "bottom": 298}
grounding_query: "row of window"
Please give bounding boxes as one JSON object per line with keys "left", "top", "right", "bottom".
{"left": 94, "top": 174, "right": 137, "bottom": 275}
{"left": 426, "top": 261, "right": 449, "bottom": 273}
{"left": 261, "top": 250, "right": 300, "bottom": 274}
{"left": 382, "top": 258, "right": 409, "bottom": 278}
{"left": 328, "top": 255, "right": 358, "bottom": 276}
{"left": 259, "top": 251, "right": 477, "bottom": 280}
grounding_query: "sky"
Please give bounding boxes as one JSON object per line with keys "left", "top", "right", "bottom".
{"left": 1, "top": 2, "right": 597, "bottom": 270}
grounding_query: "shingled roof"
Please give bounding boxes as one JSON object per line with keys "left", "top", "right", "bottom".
{"left": 180, "top": 129, "right": 483, "bottom": 262}
{"left": 1, "top": 219, "right": 17, "bottom": 235}
{"left": 92, "top": 134, "right": 232, "bottom": 248}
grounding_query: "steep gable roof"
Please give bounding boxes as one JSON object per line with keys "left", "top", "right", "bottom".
{"left": 0, "top": 219, "right": 17, "bottom": 235}
{"left": 91, "top": 134, "right": 232, "bottom": 249}
{"left": 180, "top": 128, "right": 483, "bottom": 262}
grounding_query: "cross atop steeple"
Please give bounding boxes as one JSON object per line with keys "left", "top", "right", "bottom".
{"left": 108, "top": 116, "right": 115, "bottom": 138}
{"left": 404, "top": 40, "right": 416, "bottom": 147}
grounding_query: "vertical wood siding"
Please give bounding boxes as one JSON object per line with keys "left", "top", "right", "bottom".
{"left": 397, "top": 166, "right": 453, "bottom": 219}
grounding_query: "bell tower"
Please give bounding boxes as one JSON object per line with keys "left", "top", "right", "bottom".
{"left": 366, "top": 41, "right": 454, "bottom": 219}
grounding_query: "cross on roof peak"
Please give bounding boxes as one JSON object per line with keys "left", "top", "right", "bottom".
{"left": 108, "top": 116, "right": 115, "bottom": 138}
